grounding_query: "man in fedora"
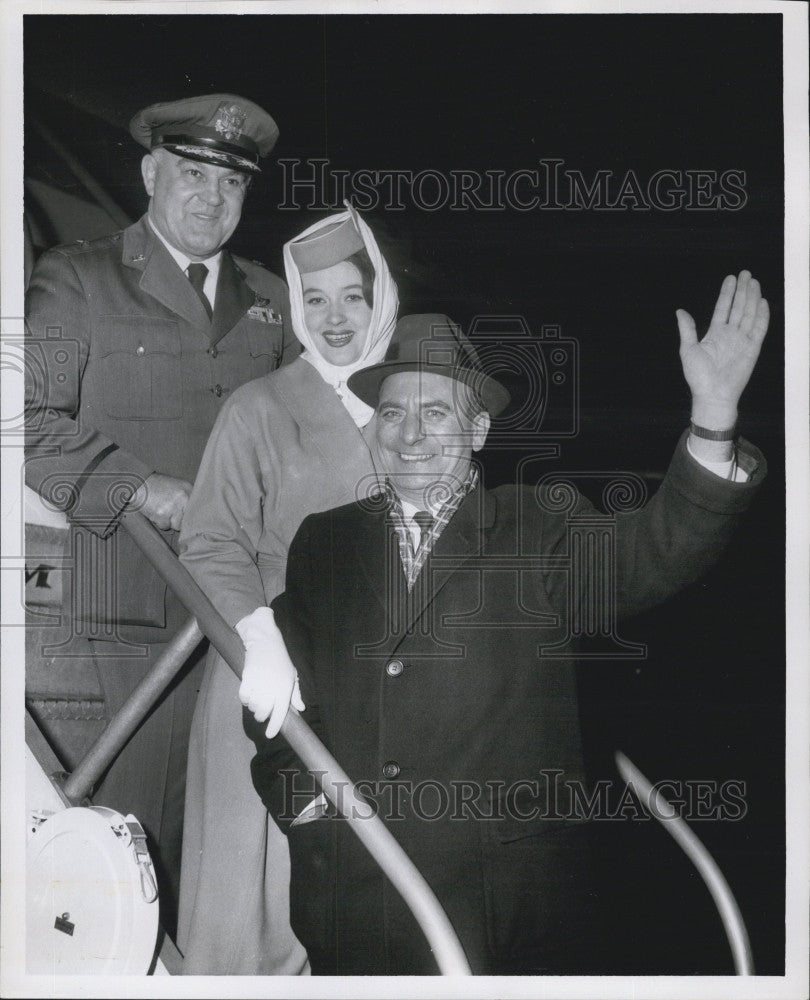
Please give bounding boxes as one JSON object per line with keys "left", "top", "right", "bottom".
{"left": 248, "top": 271, "right": 768, "bottom": 974}
{"left": 24, "top": 93, "right": 300, "bottom": 942}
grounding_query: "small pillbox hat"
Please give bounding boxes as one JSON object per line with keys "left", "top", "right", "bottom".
{"left": 289, "top": 217, "right": 366, "bottom": 273}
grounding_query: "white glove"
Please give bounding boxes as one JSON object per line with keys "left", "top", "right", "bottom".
{"left": 235, "top": 606, "right": 305, "bottom": 738}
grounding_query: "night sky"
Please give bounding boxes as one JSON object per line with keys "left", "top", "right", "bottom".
{"left": 23, "top": 11, "right": 787, "bottom": 975}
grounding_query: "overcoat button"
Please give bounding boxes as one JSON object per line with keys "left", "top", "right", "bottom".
{"left": 386, "top": 659, "right": 404, "bottom": 677}
{"left": 207, "top": 346, "right": 218, "bottom": 358}
{"left": 136, "top": 344, "right": 145, "bottom": 355}
{"left": 213, "top": 384, "right": 223, "bottom": 397}
{"left": 382, "top": 761, "right": 400, "bottom": 779}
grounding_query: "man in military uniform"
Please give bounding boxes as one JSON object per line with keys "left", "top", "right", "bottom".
{"left": 24, "top": 94, "right": 298, "bottom": 936}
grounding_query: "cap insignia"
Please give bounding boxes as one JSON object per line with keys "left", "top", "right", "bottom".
{"left": 214, "top": 104, "right": 247, "bottom": 142}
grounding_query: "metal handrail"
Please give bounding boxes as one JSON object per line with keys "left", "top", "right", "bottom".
{"left": 106, "top": 509, "right": 470, "bottom": 975}
{"left": 61, "top": 618, "right": 205, "bottom": 804}
{"left": 614, "top": 751, "right": 754, "bottom": 975}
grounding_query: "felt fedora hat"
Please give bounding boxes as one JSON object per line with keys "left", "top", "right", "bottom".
{"left": 348, "top": 313, "right": 510, "bottom": 416}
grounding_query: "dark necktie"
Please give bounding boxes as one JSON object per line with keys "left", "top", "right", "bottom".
{"left": 413, "top": 510, "right": 434, "bottom": 553}
{"left": 187, "top": 262, "right": 212, "bottom": 319}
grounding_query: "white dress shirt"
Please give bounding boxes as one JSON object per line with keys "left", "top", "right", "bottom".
{"left": 148, "top": 217, "right": 222, "bottom": 309}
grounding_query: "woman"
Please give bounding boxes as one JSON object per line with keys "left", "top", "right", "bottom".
{"left": 176, "top": 207, "right": 398, "bottom": 974}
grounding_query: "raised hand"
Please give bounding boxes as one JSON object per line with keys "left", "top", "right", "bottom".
{"left": 676, "top": 270, "right": 769, "bottom": 430}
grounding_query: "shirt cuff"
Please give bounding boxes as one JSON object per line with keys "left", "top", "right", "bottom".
{"left": 290, "top": 792, "right": 328, "bottom": 826}
{"left": 687, "top": 436, "right": 749, "bottom": 483}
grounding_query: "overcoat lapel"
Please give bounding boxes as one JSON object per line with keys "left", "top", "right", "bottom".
{"left": 122, "top": 217, "right": 211, "bottom": 328}
{"left": 348, "top": 507, "right": 393, "bottom": 622}
{"left": 209, "top": 252, "right": 255, "bottom": 346}
{"left": 345, "top": 482, "right": 499, "bottom": 649}
{"left": 400, "top": 485, "right": 497, "bottom": 638}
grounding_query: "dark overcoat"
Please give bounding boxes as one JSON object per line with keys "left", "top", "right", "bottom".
{"left": 255, "top": 433, "right": 765, "bottom": 975}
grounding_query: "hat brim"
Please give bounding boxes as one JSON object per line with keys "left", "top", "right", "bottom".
{"left": 347, "top": 360, "right": 511, "bottom": 417}
{"left": 158, "top": 143, "right": 260, "bottom": 174}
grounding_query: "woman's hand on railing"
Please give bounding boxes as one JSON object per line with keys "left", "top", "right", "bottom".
{"left": 235, "top": 606, "right": 306, "bottom": 738}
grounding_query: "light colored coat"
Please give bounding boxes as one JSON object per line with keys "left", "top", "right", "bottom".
{"left": 177, "top": 357, "right": 380, "bottom": 973}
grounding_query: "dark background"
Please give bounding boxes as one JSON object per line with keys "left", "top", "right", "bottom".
{"left": 23, "top": 12, "right": 785, "bottom": 975}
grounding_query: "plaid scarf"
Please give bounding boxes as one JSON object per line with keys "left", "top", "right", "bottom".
{"left": 383, "top": 466, "right": 479, "bottom": 590}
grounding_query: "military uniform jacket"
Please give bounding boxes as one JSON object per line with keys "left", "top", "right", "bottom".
{"left": 255, "top": 433, "right": 766, "bottom": 975}
{"left": 25, "top": 214, "right": 298, "bottom": 638}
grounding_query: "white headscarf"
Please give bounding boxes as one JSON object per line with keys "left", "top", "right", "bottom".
{"left": 283, "top": 203, "right": 399, "bottom": 427}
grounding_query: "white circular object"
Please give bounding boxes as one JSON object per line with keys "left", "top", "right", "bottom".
{"left": 26, "top": 806, "right": 159, "bottom": 974}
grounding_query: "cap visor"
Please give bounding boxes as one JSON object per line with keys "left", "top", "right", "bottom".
{"left": 160, "top": 144, "right": 260, "bottom": 174}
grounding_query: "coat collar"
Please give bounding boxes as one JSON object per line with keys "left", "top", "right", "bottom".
{"left": 272, "top": 359, "right": 379, "bottom": 501}
{"left": 347, "top": 478, "right": 498, "bottom": 645}
{"left": 402, "top": 482, "right": 495, "bottom": 635}
{"left": 210, "top": 252, "right": 255, "bottom": 346}
{"left": 121, "top": 214, "right": 253, "bottom": 340}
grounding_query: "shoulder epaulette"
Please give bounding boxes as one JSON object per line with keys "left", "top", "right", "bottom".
{"left": 54, "top": 230, "right": 125, "bottom": 256}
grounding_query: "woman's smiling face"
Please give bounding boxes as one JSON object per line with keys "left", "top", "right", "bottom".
{"left": 301, "top": 260, "right": 373, "bottom": 366}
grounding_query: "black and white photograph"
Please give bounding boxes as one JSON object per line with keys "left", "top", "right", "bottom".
{"left": 1, "top": 2, "right": 807, "bottom": 997}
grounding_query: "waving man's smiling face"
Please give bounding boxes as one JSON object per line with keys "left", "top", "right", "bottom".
{"left": 375, "top": 371, "right": 490, "bottom": 507}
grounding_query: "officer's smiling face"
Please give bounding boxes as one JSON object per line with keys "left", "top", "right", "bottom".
{"left": 142, "top": 150, "right": 249, "bottom": 259}
{"left": 376, "top": 371, "right": 490, "bottom": 507}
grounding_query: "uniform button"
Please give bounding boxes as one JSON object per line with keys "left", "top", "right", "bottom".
{"left": 382, "top": 761, "right": 400, "bottom": 780}
{"left": 207, "top": 346, "right": 218, "bottom": 358}
{"left": 136, "top": 344, "right": 145, "bottom": 355}
{"left": 386, "top": 658, "right": 404, "bottom": 677}
{"left": 213, "top": 384, "right": 223, "bottom": 397}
